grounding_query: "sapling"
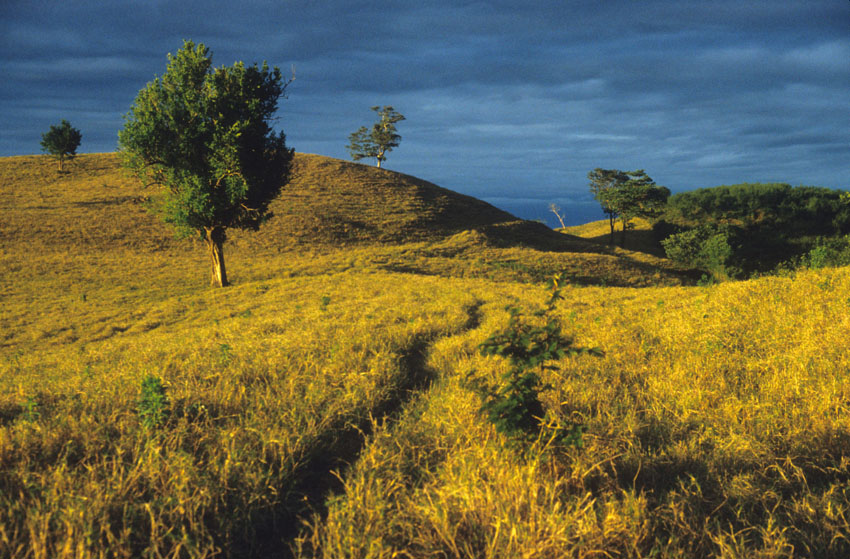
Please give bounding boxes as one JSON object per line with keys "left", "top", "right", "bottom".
{"left": 473, "top": 274, "right": 601, "bottom": 448}
{"left": 138, "top": 375, "right": 169, "bottom": 429}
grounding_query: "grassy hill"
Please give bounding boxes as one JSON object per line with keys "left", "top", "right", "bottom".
{"left": 2, "top": 153, "right": 849, "bottom": 558}
{"left": 266, "top": 152, "right": 517, "bottom": 245}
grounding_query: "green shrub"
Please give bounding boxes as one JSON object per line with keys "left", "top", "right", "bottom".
{"left": 661, "top": 225, "right": 732, "bottom": 277}
{"left": 21, "top": 397, "right": 40, "bottom": 423}
{"left": 473, "top": 274, "right": 601, "bottom": 449}
{"left": 802, "top": 235, "right": 850, "bottom": 269}
{"left": 137, "top": 375, "right": 169, "bottom": 429}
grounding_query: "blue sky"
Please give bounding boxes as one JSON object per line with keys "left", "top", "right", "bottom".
{"left": 1, "top": 0, "right": 847, "bottom": 225}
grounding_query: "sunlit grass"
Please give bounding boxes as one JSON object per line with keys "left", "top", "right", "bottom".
{"left": 2, "top": 153, "right": 848, "bottom": 558}
{"left": 299, "top": 272, "right": 850, "bottom": 558}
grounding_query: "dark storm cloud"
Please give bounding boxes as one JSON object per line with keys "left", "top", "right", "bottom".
{"left": 1, "top": 0, "right": 847, "bottom": 225}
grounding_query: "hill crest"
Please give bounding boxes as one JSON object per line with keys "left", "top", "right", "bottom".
{"left": 0, "top": 152, "right": 694, "bottom": 289}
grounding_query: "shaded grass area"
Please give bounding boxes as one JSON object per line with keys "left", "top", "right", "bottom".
{"left": 562, "top": 217, "right": 668, "bottom": 257}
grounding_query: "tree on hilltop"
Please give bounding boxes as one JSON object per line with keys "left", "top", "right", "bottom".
{"left": 346, "top": 105, "right": 405, "bottom": 168}
{"left": 588, "top": 168, "right": 627, "bottom": 244}
{"left": 589, "top": 168, "right": 669, "bottom": 246}
{"left": 40, "top": 119, "right": 82, "bottom": 172}
{"left": 118, "top": 40, "right": 293, "bottom": 287}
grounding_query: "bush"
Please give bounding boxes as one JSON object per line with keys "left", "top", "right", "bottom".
{"left": 802, "top": 235, "right": 850, "bottom": 269}
{"left": 137, "top": 375, "right": 170, "bottom": 429}
{"left": 661, "top": 225, "right": 733, "bottom": 277}
{"left": 472, "top": 275, "right": 601, "bottom": 449}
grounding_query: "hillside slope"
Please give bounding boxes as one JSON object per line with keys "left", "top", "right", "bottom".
{"left": 3, "top": 153, "right": 850, "bottom": 558}
{"left": 0, "top": 152, "right": 693, "bottom": 294}
{"left": 270, "top": 153, "right": 515, "bottom": 245}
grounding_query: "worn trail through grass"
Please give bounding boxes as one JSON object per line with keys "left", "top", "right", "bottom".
{"left": 265, "top": 300, "right": 485, "bottom": 557}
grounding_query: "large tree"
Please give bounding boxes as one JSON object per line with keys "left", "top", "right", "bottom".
{"left": 346, "top": 105, "right": 405, "bottom": 168}
{"left": 118, "top": 41, "right": 293, "bottom": 287}
{"left": 40, "top": 119, "right": 82, "bottom": 172}
{"left": 589, "top": 168, "right": 669, "bottom": 246}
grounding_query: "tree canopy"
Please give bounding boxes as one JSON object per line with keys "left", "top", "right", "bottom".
{"left": 40, "top": 119, "right": 82, "bottom": 172}
{"left": 118, "top": 40, "right": 293, "bottom": 287}
{"left": 588, "top": 168, "right": 669, "bottom": 245}
{"left": 665, "top": 183, "right": 850, "bottom": 235}
{"left": 346, "top": 105, "right": 405, "bottom": 168}
{"left": 657, "top": 183, "right": 850, "bottom": 278}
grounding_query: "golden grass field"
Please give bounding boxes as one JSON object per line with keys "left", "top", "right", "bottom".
{"left": 1, "top": 153, "right": 849, "bottom": 558}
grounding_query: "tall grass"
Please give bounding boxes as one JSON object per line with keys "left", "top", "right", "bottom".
{"left": 1, "top": 271, "right": 485, "bottom": 558}
{"left": 299, "top": 271, "right": 850, "bottom": 558}
{"left": 2, "top": 153, "right": 848, "bottom": 557}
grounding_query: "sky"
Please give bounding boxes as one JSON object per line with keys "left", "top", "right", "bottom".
{"left": 1, "top": 0, "right": 848, "bottom": 226}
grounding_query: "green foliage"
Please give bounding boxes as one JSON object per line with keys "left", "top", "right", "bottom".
{"left": 588, "top": 168, "right": 669, "bottom": 245}
{"left": 475, "top": 275, "right": 601, "bottom": 448}
{"left": 346, "top": 105, "right": 405, "bottom": 168}
{"left": 137, "top": 375, "right": 169, "bottom": 429}
{"left": 665, "top": 182, "right": 850, "bottom": 236}
{"left": 662, "top": 225, "right": 733, "bottom": 277}
{"left": 217, "top": 343, "right": 233, "bottom": 367}
{"left": 118, "top": 40, "right": 293, "bottom": 287}
{"left": 21, "top": 396, "right": 40, "bottom": 422}
{"left": 799, "top": 235, "right": 850, "bottom": 269}
{"left": 660, "top": 183, "right": 850, "bottom": 276}
{"left": 40, "top": 119, "right": 82, "bottom": 172}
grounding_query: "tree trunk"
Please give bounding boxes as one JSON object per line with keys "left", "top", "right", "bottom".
{"left": 58, "top": 156, "right": 64, "bottom": 173}
{"left": 205, "top": 227, "right": 228, "bottom": 287}
{"left": 608, "top": 214, "right": 616, "bottom": 245}
{"left": 620, "top": 217, "right": 628, "bottom": 247}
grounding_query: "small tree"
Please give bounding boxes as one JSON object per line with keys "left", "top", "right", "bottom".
{"left": 549, "top": 203, "right": 567, "bottom": 229}
{"left": 118, "top": 41, "right": 293, "bottom": 287}
{"left": 589, "top": 168, "right": 669, "bottom": 246}
{"left": 588, "top": 168, "right": 627, "bottom": 244}
{"left": 346, "top": 105, "right": 405, "bottom": 168}
{"left": 473, "top": 274, "right": 602, "bottom": 450}
{"left": 40, "top": 119, "right": 82, "bottom": 172}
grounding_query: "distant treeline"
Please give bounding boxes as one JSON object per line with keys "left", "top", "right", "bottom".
{"left": 655, "top": 182, "right": 850, "bottom": 278}
{"left": 665, "top": 182, "right": 850, "bottom": 234}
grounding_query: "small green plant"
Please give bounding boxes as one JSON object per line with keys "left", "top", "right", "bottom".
{"left": 320, "top": 295, "right": 331, "bottom": 310}
{"left": 697, "top": 273, "right": 716, "bottom": 287}
{"left": 473, "top": 274, "right": 601, "bottom": 448}
{"left": 21, "top": 397, "right": 41, "bottom": 422}
{"left": 217, "top": 343, "right": 233, "bottom": 367}
{"left": 137, "top": 375, "right": 169, "bottom": 429}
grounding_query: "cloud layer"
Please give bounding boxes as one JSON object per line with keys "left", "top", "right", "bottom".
{"left": 2, "top": 0, "right": 847, "bottom": 224}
